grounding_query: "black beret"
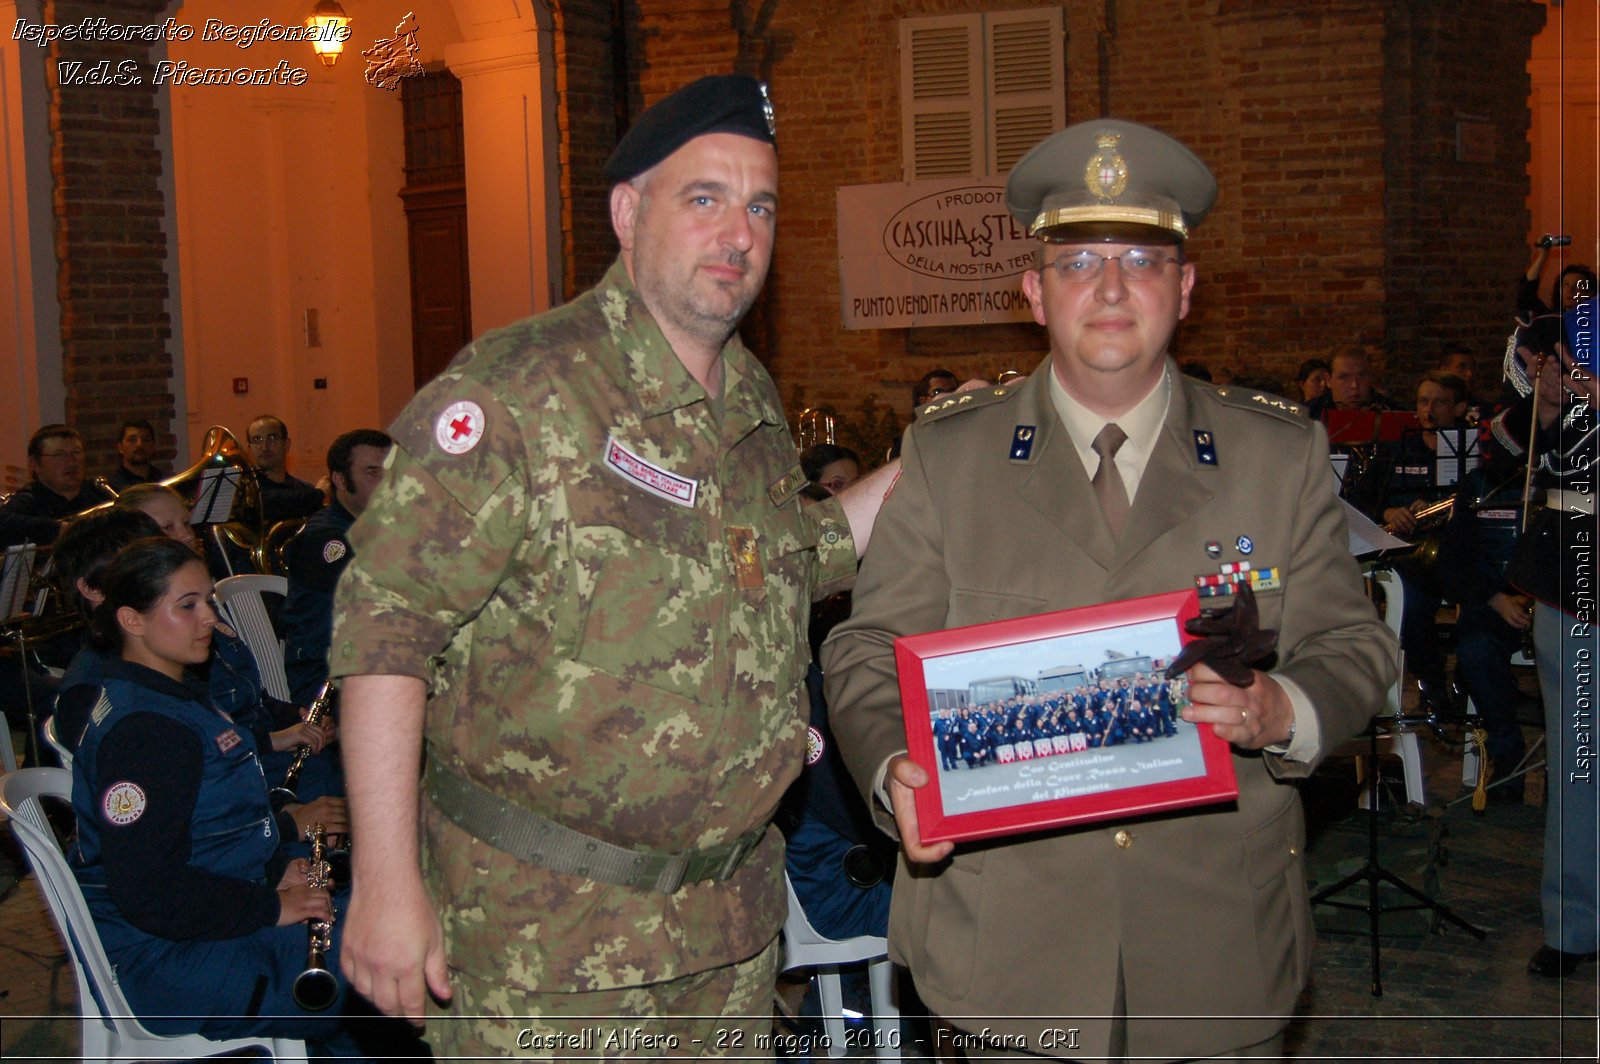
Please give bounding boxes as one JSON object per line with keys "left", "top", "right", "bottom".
{"left": 603, "top": 74, "right": 776, "bottom": 184}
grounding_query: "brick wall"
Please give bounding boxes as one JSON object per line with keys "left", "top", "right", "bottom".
{"left": 601, "top": 0, "right": 1545, "bottom": 460}
{"left": 1382, "top": 0, "right": 1546, "bottom": 390}
{"left": 45, "top": 0, "right": 176, "bottom": 479}
{"left": 554, "top": 0, "right": 621, "bottom": 298}
{"left": 36, "top": 1, "right": 1547, "bottom": 472}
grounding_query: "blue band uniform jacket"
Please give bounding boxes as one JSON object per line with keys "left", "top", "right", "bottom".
{"left": 822, "top": 361, "right": 1396, "bottom": 1060}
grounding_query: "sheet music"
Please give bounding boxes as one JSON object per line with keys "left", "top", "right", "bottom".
{"left": 0, "top": 544, "right": 36, "bottom": 619}
{"left": 1330, "top": 454, "right": 1350, "bottom": 494}
{"left": 1343, "top": 498, "right": 1408, "bottom": 557}
{"left": 1435, "top": 428, "right": 1480, "bottom": 486}
{"left": 191, "top": 467, "right": 240, "bottom": 524}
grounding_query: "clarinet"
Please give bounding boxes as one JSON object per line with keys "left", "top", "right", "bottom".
{"left": 292, "top": 823, "right": 339, "bottom": 1012}
{"left": 270, "top": 680, "right": 335, "bottom": 806}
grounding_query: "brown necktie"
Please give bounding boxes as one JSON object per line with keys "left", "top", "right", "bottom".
{"left": 1091, "top": 423, "right": 1131, "bottom": 535}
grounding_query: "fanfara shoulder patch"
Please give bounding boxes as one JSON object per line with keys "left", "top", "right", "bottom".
{"left": 435, "top": 399, "right": 487, "bottom": 455}
{"left": 215, "top": 728, "right": 242, "bottom": 754}
{"left": 918, "top": 385, "right": 1016, "bottom": 425}
{"left": 322, "top": 539, "right": 348, "bottom": 565}
{"left": 102, "top": 781, "right": 146, "bottom": 826}
{"left": 806, "top": 725, "right": 825, "bottom": 765}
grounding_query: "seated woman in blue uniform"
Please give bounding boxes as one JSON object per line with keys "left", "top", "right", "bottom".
{"left": 114, "top": 483, "right": 343, "bottom": 800}
{"left": 67, "top": 536, "right": 421, "bottom": 1058}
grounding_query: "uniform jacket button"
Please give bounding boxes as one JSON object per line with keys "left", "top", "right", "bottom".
{"left": 1113, "top": 829, "right": 1133, "bottom": 849}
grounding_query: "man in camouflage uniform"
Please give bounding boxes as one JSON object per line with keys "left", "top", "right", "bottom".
{"left": 329, "top": 75, "right": 888, "bottom": 1057}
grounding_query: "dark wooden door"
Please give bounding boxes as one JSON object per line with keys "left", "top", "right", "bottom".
{"left": 401, "top": 72, "right": 471, "bottom": 390}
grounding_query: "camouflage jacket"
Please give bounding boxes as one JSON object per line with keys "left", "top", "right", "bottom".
{"left": 329, "top": 257, "right": 856, "bottom": 992}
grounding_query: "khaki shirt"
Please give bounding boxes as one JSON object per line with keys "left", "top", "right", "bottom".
{"left": 331, "top": 258, "right": 856, "bottom": 991}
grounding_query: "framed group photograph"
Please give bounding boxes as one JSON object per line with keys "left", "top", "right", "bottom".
{"left": 894, "top": 588, "right": 1239, "bottom": 845}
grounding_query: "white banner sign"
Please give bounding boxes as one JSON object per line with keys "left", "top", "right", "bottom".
{"left": 836, "top": 178, "right": 1038, "bottom": 330}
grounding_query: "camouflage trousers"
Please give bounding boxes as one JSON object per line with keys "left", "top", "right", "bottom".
{"left": 426, "top": 936, "right": 780, "bottom": 1060}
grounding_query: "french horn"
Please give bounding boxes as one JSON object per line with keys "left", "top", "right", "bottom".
{"left": 90, "top": 426, "right": 297, "bottom": 577}
{"left": 797, "top": 407, "right": 837, "bottom": 449}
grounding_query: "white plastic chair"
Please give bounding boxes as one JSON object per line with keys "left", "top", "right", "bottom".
{"left": 1355, "top": 567, "right": 1425, "bottom": 808}
{"left": 0, "top": 767, "right": 308, "bottom": 1064}
{"left": 214, "top": 573, "right": 291, "bottom": 701}
{"left": 781, "top": 872, "right": 901, "bottom": 1060}
{"left": 42, "top": 714, "right": 72, "bottom": 770}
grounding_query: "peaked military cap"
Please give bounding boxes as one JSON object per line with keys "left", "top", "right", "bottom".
{"left": 603, "top": 74, "right": 776, "bottom": 184}
{"left": 1005, "top": 118, "right": 1217, "bottom": 243}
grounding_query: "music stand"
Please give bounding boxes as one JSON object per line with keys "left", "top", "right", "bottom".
{"left": 1311, "top": 719, "right": 1486, "bottom": 996}
{"left": 1432, "top": 427, "right": 1480, "bottom": 488}
{"left": 2, "top": 544, "right": 46, "bottom": 769}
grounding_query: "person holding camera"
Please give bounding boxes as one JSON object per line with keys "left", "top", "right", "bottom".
{"left": 1520, "top": 234, "right": 1595, "bottom": 321}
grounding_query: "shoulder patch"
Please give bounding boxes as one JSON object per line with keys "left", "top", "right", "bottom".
{"left": 1211, "top": 386, "right": 1306, "bottom": 425}
{"left": 435, "top": 400, "right": 487, "bottom": 455}
{"left": 102, "top": 781, "right": 146, "bottom": 826}
{"left": 917, "top": 385, "right": 1017, "bottom": 425}
{"left": 805, "top": 725, "right": 825, "bottom": 765}
{"left": 321, "top": 539, "right": 348, "bottom": 565}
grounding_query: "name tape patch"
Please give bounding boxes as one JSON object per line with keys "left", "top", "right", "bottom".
{"left": 603, "top": 436, "right": 698, "bottom": 507}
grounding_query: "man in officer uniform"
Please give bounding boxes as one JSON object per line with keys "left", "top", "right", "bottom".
{"left": 824, "top": 119, "right": 1396, "bottom": 1059}
{"left": 328, "top": 75, "right": 892, "bottom": 1056}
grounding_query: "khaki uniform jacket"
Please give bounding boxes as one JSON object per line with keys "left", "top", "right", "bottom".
{"left": 331, "top": 258, "right": 856, "bottom": 993}
{"left": 823, "top": 361, "right": 1396, "bottom": 1059}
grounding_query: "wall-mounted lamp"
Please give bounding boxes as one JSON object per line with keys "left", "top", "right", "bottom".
{"left": 305, "top": 1, "right": 352, "bottom": 68}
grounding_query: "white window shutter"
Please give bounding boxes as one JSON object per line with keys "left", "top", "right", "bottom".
{"left": 901, "top": 14, "right": 983, "bottom": 180}
{"left": 987, "top": 7, "right": 1065, "bottom": 175}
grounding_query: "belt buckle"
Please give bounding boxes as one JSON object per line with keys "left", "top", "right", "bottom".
{"left": 653, "top": 854, "right": 690, "bottom": 895}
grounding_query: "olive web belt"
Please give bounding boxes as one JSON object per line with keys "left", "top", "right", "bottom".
{"left": 424, "top": 747, "right": 765, "bottom": 894}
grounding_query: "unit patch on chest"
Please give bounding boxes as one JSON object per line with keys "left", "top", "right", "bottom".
{"left": 603, "top": 435, "right": 698, "bottom": 507}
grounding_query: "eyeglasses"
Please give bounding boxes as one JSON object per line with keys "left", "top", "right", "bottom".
{"left": 249, "top": 433, "right": 285, "bottom": 446}
{"left": 37, "top": 449, "right": 84, "bottom": 461}
{"left": 1042, "top": 249, "right": 1179, "bottom": 283}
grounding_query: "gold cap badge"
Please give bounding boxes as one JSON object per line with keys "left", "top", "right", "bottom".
{"left": 1084, "top": 132, "right": 1128, "bottom": 201}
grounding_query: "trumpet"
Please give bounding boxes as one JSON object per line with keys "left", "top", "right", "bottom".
{"left": 292, "top": 823, "right": 339, "bottom": 1012}
{"left": 1381, "top": 496, "right": 1455, "bottom": 536}
{"left": 269, "top": 680, "right": 336, "bottom": 807}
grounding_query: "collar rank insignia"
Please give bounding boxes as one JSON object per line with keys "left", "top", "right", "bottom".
{"left": 768, "top": 463, "right": 807, "bottom": 507}
{"left": 1194, "top": 429, "right": 1217, "bottom": 465}
{"left": 1010, "top": 425, "right": 1037, "bottom": 461}
{"left": 1084, "top": 131, "right": 1128, "bottom": 201}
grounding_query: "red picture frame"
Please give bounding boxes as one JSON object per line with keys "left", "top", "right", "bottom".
{"left": 893, "top": 588, "right": 1238, "bottom": 845}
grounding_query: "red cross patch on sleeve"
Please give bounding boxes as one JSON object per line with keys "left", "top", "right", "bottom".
{"left": 435, "top": 400, "right": 486, "bottom": 455}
